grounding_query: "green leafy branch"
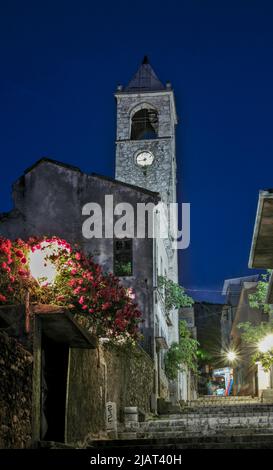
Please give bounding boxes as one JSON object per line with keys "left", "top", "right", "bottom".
{"left": 238, "top": 270, "right": 273, "bottom": 371}
{"left": 164, "top": 320, "right": 199, "bottom": 380}
{"left": 157, "top": 275, "right": 194, "bottom": 313}
{"left": 248, "top": 270, "right": 273, "bottom": 314}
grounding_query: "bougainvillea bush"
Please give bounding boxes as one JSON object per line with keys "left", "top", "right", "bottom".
{"left": 0, "top": 236, "right": 142, "bottom": 342}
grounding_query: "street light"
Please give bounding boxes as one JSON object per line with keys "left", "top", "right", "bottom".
{"left": 226, "top": 350, "right": 237, "bottom": 363}
{"left": 29, "top": 241, "right": 57, "bottom": 286}
{"left": 258, "top": 334, "right": 273, "bottom": 353}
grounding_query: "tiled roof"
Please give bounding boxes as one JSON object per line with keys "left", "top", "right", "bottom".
{"left": 124, "top": 56, "right": 165, "bottom": 92}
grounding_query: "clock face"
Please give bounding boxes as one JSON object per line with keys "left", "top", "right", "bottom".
{"left": 136, "top": 151, "right": 154, "bottom": 167}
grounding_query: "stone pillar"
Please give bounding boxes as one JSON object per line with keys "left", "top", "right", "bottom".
{"left": 124, "top": 406, "right": 138, "bottom": 424}
{"left": 106, "top": 401, "right": 117, "bottom": 438}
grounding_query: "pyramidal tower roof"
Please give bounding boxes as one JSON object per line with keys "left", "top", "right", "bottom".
{"left": 124, "top": 56, "right": 166, "bottom": 92}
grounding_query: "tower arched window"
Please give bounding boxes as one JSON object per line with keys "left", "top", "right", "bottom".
{"left": 130, "top": 108, "right": 158, "bottom": 140}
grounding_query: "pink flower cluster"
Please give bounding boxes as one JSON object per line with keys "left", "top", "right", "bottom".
{"left": 0, "top": 236, "right": 142, "bottom": 341}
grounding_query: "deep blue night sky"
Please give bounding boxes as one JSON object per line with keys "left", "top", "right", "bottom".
{"left": 1, "top": 1, "right": 273, "bottom": 302}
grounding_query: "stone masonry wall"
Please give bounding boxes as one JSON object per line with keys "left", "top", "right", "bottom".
{"left": 0, "top": 331, "right": 33, "bottom": 448}
{"left": 115, "top": 92, "right": 177, "bottom": 203}
{"left": 0, "top": 160, "right": 157, "bottom": 358}
{"left": 66, "top": 343, "right": 154, "bottom": 443}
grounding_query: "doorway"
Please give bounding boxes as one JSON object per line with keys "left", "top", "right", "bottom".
{"left": 41, "top": 334, "right": 69, "bottom": 442}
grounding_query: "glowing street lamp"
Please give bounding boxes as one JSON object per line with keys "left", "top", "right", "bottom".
{"left": 258, "top": 334, "right": 273, "bottom": 354}
{"left": 226, "top": 350, "right": 237, "bottom": 363}
{"left": 29, "top": 241, "right": 58, "bottom": 286}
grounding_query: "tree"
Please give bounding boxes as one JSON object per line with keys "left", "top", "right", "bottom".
{"left": 157, "top": 276, "right": 198, "bottom": 379}
{"left": 248, "top": 270, "right": 273, "bottom": 315}
{"left": 238, "top": 270, "right": 273, "bottom": 371}
{"left": 164, "top": 320, "right": 199, "bottom": 380}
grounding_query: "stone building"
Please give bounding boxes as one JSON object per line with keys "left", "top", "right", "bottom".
{"left": 0, "top": 56, "right": 187, "bottom": 424}
{"left": 221, "top": 274, "right": 271, "bottom": 397}
{"left": 230, "top": 281, "right": 268, "bottom": 396}
{"left": 115, "top": 56, "right": 180, "bottom": 400}
{"left": 221, "top": 275, "right": 259, "bottom": 352}
{"left": 0, "top": 304, "right": 154, "bottom": 446}
{"left": 115, "top": 56, "right": 177, "bottom": 207}
{"left": 0, "top": 159, "right": 158, "bottom": 355}
{"left": 248, "top": 189, "right": 273, "bottom": 400}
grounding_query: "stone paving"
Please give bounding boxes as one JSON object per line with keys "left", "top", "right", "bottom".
{"left": 110, "top": 397, "right": 273, "bottom": 449}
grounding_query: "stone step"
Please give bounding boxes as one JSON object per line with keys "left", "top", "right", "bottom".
{"left": 193, "top": 395, "right": 256, "bottom": 400}
{"left": 165, "top": 414, "right": 273, "bottom": 420}
{"left": 135, "top": 421, "right": 273, "bottom": 432}
{"left": 137, "top": 424, "right": 273, "bottom": 434}
{"left": 126, "top": 431, "right": 273, "bottom": 440}
{"left": 146, "top": 413, "right": 273, "bottom": 424}
{"left": 34, "top": 440, "right": 76, "bottom": 449}
{"left": 122, "top": 415, "right": 273, "bottom": 438}
{"left": 177, "top": 412, "right": 273, "bottom": 418}
{"left": 142, "top": 413, "right": 273, "bottom": 423}
{"left": 92, "top": 433, "right": 273, "bottom": 449}
{"left": 190, "top": 398, "right": 264, "bottom": 401}
{"left": 188, "top": 397, "right": 260, "bottom": 404}
{"left": 177, "top": 406, "right": 273, "bottom": 415}
{"left": 119, "top": 428, "right": 273, "bottom": 440}
{"left": 173, "top": 408, "right": 273, "bottom": 419}
{"left": 186, "top": 401, "right": 261, "bottom": 407}
{"left": 183, "top": 403, "right": 272, "bottom": 408}
{"left": 123, "top": 423, "right": 273, "bottom": 435}
{"left": 113, "top": 397, "right": 273, "bottom": 449}
{"left": 134, "top": 432, "right": 273, "bottom": 440}
{"left": 262, "top": 389, "right": 273, "bottom": 403}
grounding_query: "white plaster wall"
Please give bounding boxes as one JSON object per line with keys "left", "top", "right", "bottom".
{"left": 258, "top": 363, "right": 271, "bottom": 396}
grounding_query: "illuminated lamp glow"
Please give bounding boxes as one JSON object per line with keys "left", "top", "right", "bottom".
{"left": 29, "top": 241, "right": 58, "bottom": 286}
{"left": 226, "top": 351, "right": 237, "bottom": 362}
{"left": 258, "top": 334, "right": 273, "bottom": 353}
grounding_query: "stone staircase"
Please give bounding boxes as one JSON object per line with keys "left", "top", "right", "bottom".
{"left": 93, "top": 397, "right": 273, "bottom": 449}
{"left": 185, "top": 395, "right": 261, "bottom": 407}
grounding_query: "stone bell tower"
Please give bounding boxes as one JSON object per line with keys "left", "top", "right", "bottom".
{"left": 115, "top": 56, "right": 178, "bottom": 204}
{"left": 115, "top": 57, "right": 182, "bottom": 404}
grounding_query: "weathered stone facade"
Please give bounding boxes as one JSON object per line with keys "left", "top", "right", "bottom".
{"left": 115, "top": 58, "right": 182, "bottom": 401}
{"left": 67, "top": 343, "right": 154, "bottom": 443}
{"left": 0, "top": 331, "right": 33, "bottom": 448}
{"left": 0, "top": 57, "right": 188, "bottom": 412}
{"left": 230, "top": 282, "right": 268, "bottom": 396}
{"left": 0, "top": 305, "right": 154, "bottom": 446}
{"left": 115, "top": 92, "right": 177, "bottom": 203}
{"left": 0, "top": 159, "right": 158, "bottom": 357}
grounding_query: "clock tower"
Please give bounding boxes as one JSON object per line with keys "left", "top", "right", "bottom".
{"left": 114, "top": 58, "right": 183, "bottom": 403}
{"left": 115, "top": 56, "right": 178, "bottom": 204}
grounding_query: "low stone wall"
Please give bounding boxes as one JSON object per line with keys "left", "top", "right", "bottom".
{"left": 66, "top": 343, "right": 154, "bottom": 443}
{"left": 0, "top": 331, "right": 33, "bottom": 448}
{"left": 104, "top": 343, "right": 154, "bottom": 417}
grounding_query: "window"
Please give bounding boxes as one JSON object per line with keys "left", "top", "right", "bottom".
{"left": 114, "top": 239, "right": 133, "bottom": 276}
{"left": 130, "top": 108, "right": 158, "bottom": 140}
